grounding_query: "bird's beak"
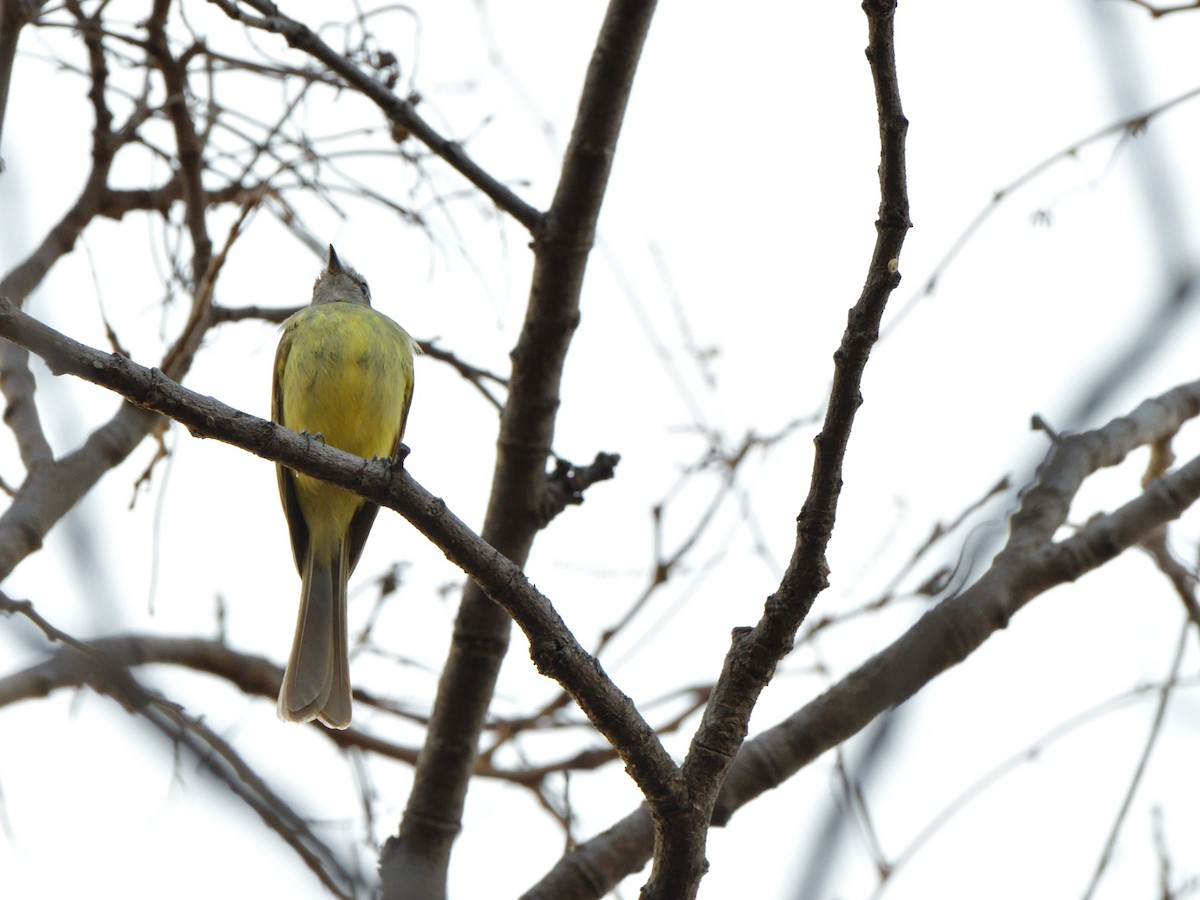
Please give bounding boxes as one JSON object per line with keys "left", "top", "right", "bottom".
{"left": 326, "top": 244, "right": 343, "bottom": 274}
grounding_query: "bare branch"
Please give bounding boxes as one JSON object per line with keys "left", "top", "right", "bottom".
{"left": 206, "top": 0, "right": 543, "bottom": 231}
{"left": 524, "top": 379, "right": 1200, "bottom": 897}
{"left": 1109, "top": 0, "right": 1200, "bottom": 17}
{"left": 145, "top": 0, "right": 213, "bottom": 284}
{"left": 0, "top": 593, "right": 362, "bottom": 896}
{"left": 639, "top": 3, "right": 911, "bottom": 895}
{"left": 0, "top": 1, "right": 52, "bottom": 165}
{"left": 0, "top": 297, "right": 680, "bottom": 828}
{"left": 386, "top": 1, "right": 660, "bottom": 895}
{"left": 1080, "top": 532, "right": 1196, "bottom": 900}
{"left": 885, "top": 82, "right": 1200, "bottom": 335}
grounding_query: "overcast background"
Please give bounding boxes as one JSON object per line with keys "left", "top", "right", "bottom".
{"left": 2, "top": 1, "right": 1200, "bottom": 897}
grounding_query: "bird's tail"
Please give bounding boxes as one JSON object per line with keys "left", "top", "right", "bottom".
{"left": 277, "top": 538, "right": 352, "bottom": 729}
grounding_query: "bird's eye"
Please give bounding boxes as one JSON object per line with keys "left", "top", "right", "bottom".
{"left": 358, "top": 278, "right": 371, "bottom": 300}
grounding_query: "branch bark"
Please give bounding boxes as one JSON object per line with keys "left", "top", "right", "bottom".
{"left": 382, "top": 2, "right": 661, "bottom": 896}
{"left": 0, "top": 294, "right": 682, "bottom": 838}
{"left": 207, "top": 0, "right": 543, "bottom": 232}
{"left": 637, "top": 3, "right": 910, "bottom": 896}
{"left": 524, "top": 377, "right": 1200, "bottom": 898}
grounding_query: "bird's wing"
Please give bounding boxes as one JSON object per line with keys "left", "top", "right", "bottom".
{"left": 273, "top": 322, "right": 309, "bottom": 574}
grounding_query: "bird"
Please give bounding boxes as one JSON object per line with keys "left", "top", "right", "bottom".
{"left": 272, "top": 245, "right": 416, "bottom": 728}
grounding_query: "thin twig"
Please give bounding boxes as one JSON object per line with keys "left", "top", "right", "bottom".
{"left": 207, "top": 0, "right": 543, "bottom": 231}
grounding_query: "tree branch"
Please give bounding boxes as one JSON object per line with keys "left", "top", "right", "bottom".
{"left": 1112, "top": 0, "right": 1200, "bottom": 17}
{"left": 638, "top": 3, "right": 911, "bottom": 896}
{"left": 0, "top": 591, "right": 362, "bottom": 896}
{"left": 206, "top": 0, "right": 543, "bottom": 231}
{"left": 384, "top": 2, "right": 659, "bottom": 896}
{"left": 0, "top": 1, "right": 52, "bottom": 167}
{"left": 522, "top": 377, "right": 1200, "bottom": 898}
{"left": 0, "top": 296, "right": 681, "bottom": 830}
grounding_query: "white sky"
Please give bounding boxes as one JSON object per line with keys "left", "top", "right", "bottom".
{"left": 2, "top": 1, "right": 1200, "bottom": 898}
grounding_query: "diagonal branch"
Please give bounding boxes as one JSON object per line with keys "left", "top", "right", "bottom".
{"left": 0, "top": 0, "right": 54, "bottom": 162}
{"left": 0, "top": 198, "right": 248, "bottom": 582}
{"left": 0, "top": 0, "right": 121, "bottom": 473}
{"left": 384, "top": 2, "right": 659, "bottom": 897}
{"left": 522, "top": 377, "right": 1200, "bottom": 898}
{"left": 526, "top": 385, "right": 1200, "bottom": 897}
{"left": 206, "top": 0, "right": 543, "bottom": 231}
{"left": 0, "top": 592, "right": 362, "bottom": 896}
{"left": 145, "top": 0, "right": 213, "bottom": 285}
{"left": 0, "top": 295, "right": 682, "bottom": 828}
{"left": 636, "top": 4, "right": 911, "bottom": 897}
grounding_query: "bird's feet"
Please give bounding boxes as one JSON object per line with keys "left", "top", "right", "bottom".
{"left": 373, "top": 443, "right": 411, "bottom": 469}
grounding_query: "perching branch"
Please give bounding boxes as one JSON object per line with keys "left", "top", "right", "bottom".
{"left": 384, "top": 1, "right": 659, "bottom": 896}
{"left": 0, "top": 295, "right": 682, "bottom": 825}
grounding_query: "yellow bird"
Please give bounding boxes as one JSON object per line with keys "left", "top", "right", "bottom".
{"left": 272, "top": 245, "right": 416, "bottom": 728}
